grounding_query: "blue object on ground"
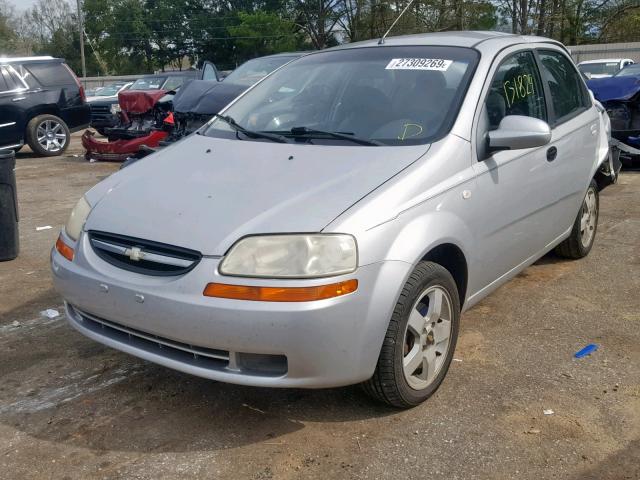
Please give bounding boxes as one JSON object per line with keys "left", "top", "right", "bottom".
{"left": 575, "top": 344, "right": 599, "bottom": 358}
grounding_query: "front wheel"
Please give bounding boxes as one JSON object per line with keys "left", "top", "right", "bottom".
{"left": 555, "top": 179, "right": 599, "bottom": 259}
{"left": 25, "top": 114, "right": 70, "bottom": 157}
{"left": 362, "top": 262, "right": 460, "bottom": 408}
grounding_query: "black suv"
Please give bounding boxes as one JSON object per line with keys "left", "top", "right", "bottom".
{"left": 0, "top": 56, "right": 90, "bottom": 156}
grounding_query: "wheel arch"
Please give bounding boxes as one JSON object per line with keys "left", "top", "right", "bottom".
{"left": 420, "top": 243, "right": 468, "bottom": 308}
{"left": 23, "top": 106, "right": 63, "bottom": 134}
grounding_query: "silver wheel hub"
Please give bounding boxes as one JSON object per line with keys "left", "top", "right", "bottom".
{"left": 402, "top": 285, "right": 453, "bottom": 390}
{"left": 580, "top": 187, "right": 597, "bottom": 248}
{"left": 36, "top": 120, "right": 66, "bottom": 152}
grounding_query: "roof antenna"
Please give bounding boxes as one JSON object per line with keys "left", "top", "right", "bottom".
{"left": 379, "top": 0, "right": 417, "bottom": 45}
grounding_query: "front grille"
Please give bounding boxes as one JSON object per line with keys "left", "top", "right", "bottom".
{"left": 89, "top": 231, "right": 201, "bottom": 276}
{"left": 71, "top": 306, "right": 230, "bottom": 369}
{"left": 90, "top": 104, "right": 111, "bottom": 114}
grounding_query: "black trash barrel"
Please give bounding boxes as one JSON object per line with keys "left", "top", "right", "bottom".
{"left": 0, "top": 150, "right": 19, "bottom": 261}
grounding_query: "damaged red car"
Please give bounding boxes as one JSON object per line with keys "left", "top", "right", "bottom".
{"left": 82, "top": 89, "right": 175, "bottom": 161}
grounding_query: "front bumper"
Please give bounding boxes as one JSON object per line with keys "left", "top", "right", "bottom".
{"left": 82, "top": 130, "right": 168, "bottom": 161}
{"left": 52, "top": 231, "right": 411, "bottom": 388}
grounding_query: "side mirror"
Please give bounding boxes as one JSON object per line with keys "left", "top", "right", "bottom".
{"left": 488, "top": 115, "right": 551, "bottom": 151}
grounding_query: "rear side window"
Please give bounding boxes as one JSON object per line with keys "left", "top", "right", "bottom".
{"left": 24, "top": 62, "right": 75, "bottom": 86}
{"left": 0, "top": 66, "right": 26, "bottom": 91}
{"left": 0, "top": 71, "right": 8, "bottom": 92}
{"left": 538, "top": 50, "right": 590, "bottom": 122}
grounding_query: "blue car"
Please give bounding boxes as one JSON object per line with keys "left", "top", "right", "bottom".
{"left": 588, "top": 64, "right": 640, "bottom": 148}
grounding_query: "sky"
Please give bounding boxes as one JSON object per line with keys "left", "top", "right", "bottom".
{"left": 8, "top": 0, "right": 44, "bottom": 12}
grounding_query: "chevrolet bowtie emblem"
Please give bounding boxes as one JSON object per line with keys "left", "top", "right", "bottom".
{"left": 124, "top": 246, "right": 146, "bottom": 262}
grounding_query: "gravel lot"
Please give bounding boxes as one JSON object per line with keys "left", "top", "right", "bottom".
{"left": 1, "top": 134, "right": 638, "bottom": 479}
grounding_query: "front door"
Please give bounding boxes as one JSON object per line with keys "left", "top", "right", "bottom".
{"left": 469, "top": 49, "right": 556, "bottom": 295}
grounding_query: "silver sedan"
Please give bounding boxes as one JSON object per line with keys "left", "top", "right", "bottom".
{"left": 52, "top": 31, "right": 610, "bottom": 407}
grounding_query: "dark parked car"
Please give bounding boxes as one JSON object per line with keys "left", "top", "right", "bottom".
{"left": 0, "top": 56, "right": 90, "bottom": 156}
{"left": 89, "top": 62, "right": 220, "bottom": 135}
{"left": 588, "top": 63, "right": 640, "bottom": 159}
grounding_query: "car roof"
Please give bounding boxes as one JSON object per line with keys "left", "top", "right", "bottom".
{"left": 578, "top": 58, "right": 632, "bottom": 64}
{"left": 327, "top": 31, "right": 564, "bottom": 51}
{"left": 0, "top": 56, "right": 61, "bottom": 63}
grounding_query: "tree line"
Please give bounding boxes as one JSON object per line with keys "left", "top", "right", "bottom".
{"left": 0, "top": 0, "right": 639, "bottom": 76}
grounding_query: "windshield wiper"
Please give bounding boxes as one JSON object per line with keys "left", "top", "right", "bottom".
{"left": 286, "top": 126, "right": 383, "bottom": 146}
{"left": 213, "top": 114, "right": 289, "bottom": 144}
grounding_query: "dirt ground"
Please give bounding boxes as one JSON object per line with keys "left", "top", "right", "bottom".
{"left": 0, "top": 134, "right": 639, "bottom": 480}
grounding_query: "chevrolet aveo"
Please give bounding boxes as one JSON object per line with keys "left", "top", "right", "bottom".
{"left": 52, "top": 32, "right": 611, "bottom": 408}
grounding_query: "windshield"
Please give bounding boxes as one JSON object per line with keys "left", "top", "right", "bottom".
{"left": 579, "top": 62, "right": 620, "bottom": 76}
{"left": 204, "top": 46, "right": 478, "bottom": 146}
{"left": 94, "top": 84, "right": 126, "bottom": 96}
{"left": 224, "top": 55, "right": 298, "bottom": 87}
{"left": 614, "top": 64, "right": 640, "bottom": 77}
{"left": 130, "top": 77, "right": 167, "bottom": 90}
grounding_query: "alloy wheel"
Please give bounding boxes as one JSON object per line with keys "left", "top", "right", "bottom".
{"left": 580, "top": 187, "right": 597, "bottom": 248}
{"left": 36, "top": 119, "right": 67, "bottom": 153}
{"left": 402, "top": 285, "right": 453, "bottom": 390}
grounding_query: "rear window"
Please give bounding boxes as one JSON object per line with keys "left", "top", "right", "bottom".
{"left": 24, "top": 62, "right": 75, "bottom": 86}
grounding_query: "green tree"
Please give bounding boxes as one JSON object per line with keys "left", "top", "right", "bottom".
{"left": 228, "top": 11, "right": 302, "bottom": 59}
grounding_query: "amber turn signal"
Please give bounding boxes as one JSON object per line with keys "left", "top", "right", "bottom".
{"left": 55, "top": 234, "right": 75, "bottom": 262}
{"left": 203, "top": 279, "right": 358, "bottom": 302}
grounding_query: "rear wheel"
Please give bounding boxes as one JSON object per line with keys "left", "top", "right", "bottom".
{"left": 363, "top": 261, "right": 460, "bottom": 408}
{"left": 555, "top": 179, "right": 599, "bottom": 259}
{"left": 25, "top": 114, "right": 70, "bottom": 156}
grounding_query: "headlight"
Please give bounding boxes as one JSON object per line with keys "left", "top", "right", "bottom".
{"left": 65, "top": 196, "right": 91, "bottom": 241}
{"left": 219, "top": 234, "right": 357, "bottom": 278}
{"left": 110, "top": 103, "right": 121, "bottom": 115}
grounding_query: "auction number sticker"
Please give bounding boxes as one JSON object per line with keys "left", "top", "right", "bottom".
{"left": 385, "top": 58, "right": 452, "bottom": 71}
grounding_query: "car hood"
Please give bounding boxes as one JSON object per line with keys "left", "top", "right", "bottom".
{"left": 84, "top": 134, "right": 428, "bottom": 255}
{"left": 172, "top": 80, "right": 248, "bottom": 115}
{"left": 588, "top": 76, "right": 640, "bottom": 102}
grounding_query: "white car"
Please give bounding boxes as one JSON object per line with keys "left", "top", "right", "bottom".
{"left": 578, "top": 58, "right": 634, "bottom": 78}
{"left": 85, "top": 82, "right": 132, "bottom": 103}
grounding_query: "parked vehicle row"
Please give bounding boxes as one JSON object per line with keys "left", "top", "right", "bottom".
{"left": 53, "top": 32, "right": 615, "bottom": 408}
{"left": 84, "top": 53, "right": 303, "bottom": 163}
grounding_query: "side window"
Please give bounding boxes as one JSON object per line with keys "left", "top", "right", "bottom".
{"left": 1, "top": 66, "right": 25, "bottom": 91}
{"left": 538, "top": 50, "right": 589, "bottom": 122}
{"left": 486, "top": 51, "right": 547, "bottom": 130}
{"left": 0, "top": 69, "right": 8, "bottom": 93}
{"left": 163, "top": 76, "right": 184, "bottom": 91}
{"left": 202, "top": 63, "right": 217, "bottom": 81}
{"left": 24, "top": 63, "right": 74, "bottom": 86}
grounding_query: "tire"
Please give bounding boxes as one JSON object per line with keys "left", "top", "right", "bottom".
{"left": 555, "top": 179, "right": 599, "bottom": 259}
{"left": 25, "top": 114, "right": 70, "bottom": 157}
{"left": 96, "top": 128, "right": 107, "bottom": 137}
{"left": 362, "top": 261, "right": 460, "bottom": 408}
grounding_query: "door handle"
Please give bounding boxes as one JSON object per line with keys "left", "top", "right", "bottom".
{"left": 546, "top": 146, "right": 558, "bottom": 162}
{"left": 12, "top": 97, "right": 25, "bottom": 102}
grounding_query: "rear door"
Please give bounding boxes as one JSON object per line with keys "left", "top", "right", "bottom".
{"left": 535, "top": 48, "right": 599, "bottom": 237}
{"left": 0, "top": 65, "right": 30, "bottom": 147}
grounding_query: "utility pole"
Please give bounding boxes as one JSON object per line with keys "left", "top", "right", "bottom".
{"left": 76, "top": 0, "right": 86, "bottom": 81}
